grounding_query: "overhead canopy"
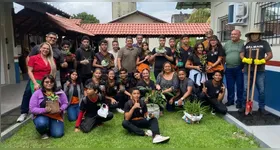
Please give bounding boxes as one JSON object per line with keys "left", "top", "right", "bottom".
{"left": 81, "top": 23, "right": 210, "bottom": 37}
{"left": 176, "top": 2, "right": 211, "bottom": 9}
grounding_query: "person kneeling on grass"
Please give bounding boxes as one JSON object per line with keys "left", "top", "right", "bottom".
{"left": 170, "top": 69, "right": 196, "bottom": 107}
{"left": 199, "top": 71, "right": 227, "bottom": 115}
{"left": 75, "top": 82, "right": 114, "bottom": 133}
{"left": 29, "top": 75, "right": 68, "bottom": 139}
{"left": 122, "top": 87, "right": 170, "bottom": 144}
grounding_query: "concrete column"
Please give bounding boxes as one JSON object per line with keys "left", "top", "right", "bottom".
{"left": 0, "top": 2, "right": 16, "bottom": 84}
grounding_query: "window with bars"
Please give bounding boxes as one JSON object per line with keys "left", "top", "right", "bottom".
{"left": 255, "top": 2, "right": 280, "bottom": 45}
{"left": 218, "top": 17, "right": 235, "bottom": 42}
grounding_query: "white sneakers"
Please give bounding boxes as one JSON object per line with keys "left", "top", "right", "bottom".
{"left": 145, "top": 130, "right": 153, "bottom": 137}
{"left": 41, "top": 134, "right": 49, "bottom": 140}
{"left": 17, "top": 113, "right": 27, "bottom": 122}
{"left": 153, "top": 135, "right": 170, "bottom": 144}
{"left": 116, "top": 108, "right": 124, "bottom": 114}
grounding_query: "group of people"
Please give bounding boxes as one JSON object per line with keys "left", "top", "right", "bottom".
{"left": 16, "top": 27, "right": 273, "bottom": 142}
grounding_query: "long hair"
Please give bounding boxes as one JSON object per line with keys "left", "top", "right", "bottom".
{"left": 193, "top": 42, "right": 205, "bottom": 55}
{"left": 141, "top": 41, "right": 150, "bottom": 56}
{"left": 41, "top": 74, "right": 58, "bottom": 93}
{"left": 39, "top": 42, "right": 56, "bottom": 77}
{"left": 161, "top": 61, "right": 174, "bottom": 75}
{"left": 67, "top": 69, "right": 81, "bottom": 84}
{"left": 208, "top": 36, "right": 223, "bottom": 51}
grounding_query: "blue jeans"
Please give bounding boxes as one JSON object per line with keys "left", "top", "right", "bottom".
{"left": 243, "top": 71, "right": 265, "bottom": 109}
{"left": 67, "top": 104, "right": 79, "bottom": 121}
{"left": 33, "top": 115, "right": 64, "bottom": 138}
{"left": 225, "top": 65, "right": 244, "bottom": 105}
{"left": 20, "top": 79, "right": 32, "bottom": 114}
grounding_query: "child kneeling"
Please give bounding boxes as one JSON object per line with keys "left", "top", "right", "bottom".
{"left": 122, "top": 87, "right": 170, "bottom": 144}
{"left": 75, "top": 82, "right": 113, "bottom": 133}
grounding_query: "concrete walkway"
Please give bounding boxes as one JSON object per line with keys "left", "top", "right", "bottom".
{"left": 1, "top": 80, "right": 27, "bottom": 115}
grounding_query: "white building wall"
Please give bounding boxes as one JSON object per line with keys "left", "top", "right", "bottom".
{"left": 105, "top": 37, "right": 171, "bottom": 53}
{"left": 211, "top": 2, "right": 280, "bottom": 62}
{"left": 113, "top": 14, "right": 161, "bottom": 23}
{"left": 0, "top": 2, "right": 16, "bottom": 84}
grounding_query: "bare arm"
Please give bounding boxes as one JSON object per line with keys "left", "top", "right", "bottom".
{"left": 92, "top": 57, "right": 103, "bottom": 68}
{"left": 265, "top": 52, "right": 273, "bottom": 61}
{"left": 164, "top": 54, "right": 173, "bottom": 62}
{"left": 181, "top": 86, "right": 193, "bottom": 100}
{"left": 117, "top": 58, "right": 122, "bottom": 70}
{"left": 211, "top": 56, "right": 223, "bottom": 68}
{"left": 186, "top": 60, "right": 199, "bottom": 70}
{"left": 28, "top": 67, "right": 36, "bottom": 84}
{"left": 136, "top": 57, "right": 146, "bottom": 65}
{"left": 217, "top": 84, "right": 225, "bottom": 101}
{"left": 240, "top": 52, "right": 245, "bottom": 60}
{"left": 124, "top": 107, "right": 135, "bottom": 120}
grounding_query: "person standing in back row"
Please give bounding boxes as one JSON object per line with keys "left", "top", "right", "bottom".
{"left": 149, "top": 35, "right": 173, "bottom": 78}
{"left": 75, "top": 36, "right": 95, "bottom": 86}
{"left": 118, "top": 36, "right": 139, "bottom": 75}
{"left": 239, "top": 27, "right": 273, "bottom": 115}
{"left": 110, "top": 40, "right": 120, "bottom": 74}
{"left": 17, "top": 32, "right": 62, "bottom": 123}
{"left": 224, "top": 30, "right": 244, "bottom": 108}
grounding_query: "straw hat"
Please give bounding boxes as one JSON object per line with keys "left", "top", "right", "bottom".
{"left": 245, "top": 27, "right": 263, "bottom": 37}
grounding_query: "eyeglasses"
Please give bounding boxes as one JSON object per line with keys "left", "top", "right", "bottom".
{"left": 45, "top": 81, "right": 54, "bottom": 84}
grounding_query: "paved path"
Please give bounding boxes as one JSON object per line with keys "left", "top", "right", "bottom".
{"left": 1, "top": 80, "right": 27, "bottom": 115}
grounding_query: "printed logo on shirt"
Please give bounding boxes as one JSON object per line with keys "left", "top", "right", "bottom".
{"left": 114, "top": 86, "right": 117, "bottom": 90}
{"left": 216, "top": 90, "right": 220, "bottom": 94}
{"left": 214, "top": 51, "right": 218, "bottom": 55}
{"left": 245, "top": 45, "right": 264, "bottom": 50}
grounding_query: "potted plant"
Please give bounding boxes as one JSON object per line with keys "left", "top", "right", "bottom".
{"left": 199, "top": 51, "right": 207, "bottom": 73}
{"left": 46, "top": 93, "right": 60, "bottom": 114}
{"left": 138, "top": 86, "right": 174, "bottom": 119}
{"left": 182, "top": 99, "right": 209, "bottom": 124}
{"left": 65, "top": 51, "right": 75, "bottom": 62}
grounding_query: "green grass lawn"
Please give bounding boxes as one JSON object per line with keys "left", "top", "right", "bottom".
{"left": 1, "top": 111, "right": 259, "bottom": 148}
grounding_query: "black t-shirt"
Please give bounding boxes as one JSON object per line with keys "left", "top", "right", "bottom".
{"left": 80, "top": 96, "right": 100, "bottom": 117}
{"left": 123, "top": 99, "right": 148, "bottom": 120}
{"left": 179, "top": 46, "right": 193, "bottom": 64}
{"left": 105, "top": 81, "right": 120, "bottom": 97}
{"left": 75, "top": 46, "right": 95, "bottom": 75}
{"left": 73, "top": 84, "right": 78, "bottom": 97}
{"left": 152, "top": 47, "right": 172, "bottom": 70}
{"left": 118, "top": 77, "right": 133, "bottom": 91}
{"left": 241, "top": 40, "right": 272, "bottom": 72}
{"left": 60, "top": 52, "right": 75, "bottom": 79}
{"left": 188, "top": 54, "right": 202, "bottom": 66}
{"left": 207, "top": 47, "right": 225, "bottom": 63}
{"left": 138, "top": 51, "right": 150, "bottom": 65}
{"left": 204, "top": 80, "right": 222, "bottom": 99}
{"left": 136, "top": 79, "right": 155, "bottom": 97}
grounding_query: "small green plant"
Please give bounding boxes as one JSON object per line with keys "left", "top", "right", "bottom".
{"left": 183, "top": 99, "right": 209, "bottom": 116}
{"left": 47, "top": 93, "right": 59, "bottom": 101}
{"left": 137, "top": 86, "right": 174, "bottom": 108}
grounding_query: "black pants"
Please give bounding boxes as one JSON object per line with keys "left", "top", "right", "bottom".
{"left": 20, "top": 79, "right": 32, "bottom": 114}
{"left": 80, "top": 112, "right": 114, "bottom": 133}
{"left": 122, "top": 118, "right": 160, "bottom": 136}
{"left": 80, "top": 73, "right": 92, "bottom": 86}
{"left": 199, "top": 94, "right": 227, "bottom": 115}
{"left": 115, "top": 93, "right": 129, "bottom": 109}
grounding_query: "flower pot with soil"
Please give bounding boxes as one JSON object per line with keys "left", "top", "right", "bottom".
{"left": 181, "top": 99, "right": 209, "bottom": 124}
{"left": 46, "top": 94, "right": 60, "bottom": 114}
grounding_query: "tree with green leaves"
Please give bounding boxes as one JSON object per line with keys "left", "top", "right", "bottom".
{"left": 187, "top": 8, "right": 211, "bottom": 23}
{"left": 73, "top": 12, "right": 100, "bottom": 23}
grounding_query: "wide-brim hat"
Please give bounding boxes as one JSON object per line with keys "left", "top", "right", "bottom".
{"left": 245, "top": 27, "right": 264, "bottom": 37}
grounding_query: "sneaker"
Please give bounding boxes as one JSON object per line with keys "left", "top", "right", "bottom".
{"left": 258, "top": 108, "right": 269, "bottom": 115}
{"left": 236, "top": 104, "right": 242, "bottom": 109}
{"left": 17, "top": 113, "right": 27, "bottom": 122}
{"left": 152, "top": 135, "right": 170, "bottom": 144}
{"left": 238, "top": 107, "right": 245, "bottom": 113}
{"left": 211, "top": 109, "right": 216, "bottom": 115}
{"left": 145, "top": 130, "right": 153, "bottom": 137}
{"left": 116, "top": 108, "right": 124, "bottom": 114}
{"left": 225, "top": 102, "right": 234, "bottom": 106}
{"left": 41, "top": 134, "right": 49, "bottom": 140}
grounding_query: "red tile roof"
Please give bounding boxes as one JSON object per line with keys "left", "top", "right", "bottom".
{"left": 81, "top": 23, "right": 210, "bottom": 36}
{"left": 70, "top": 19, "right": 82, "bottom": 25}
{"left": 46, "top": 13, "right": 94, "bottom": 36}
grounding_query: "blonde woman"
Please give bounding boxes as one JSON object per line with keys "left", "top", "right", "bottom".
{"left": 28, "top": 42, "right": 57, "bottom": 93}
